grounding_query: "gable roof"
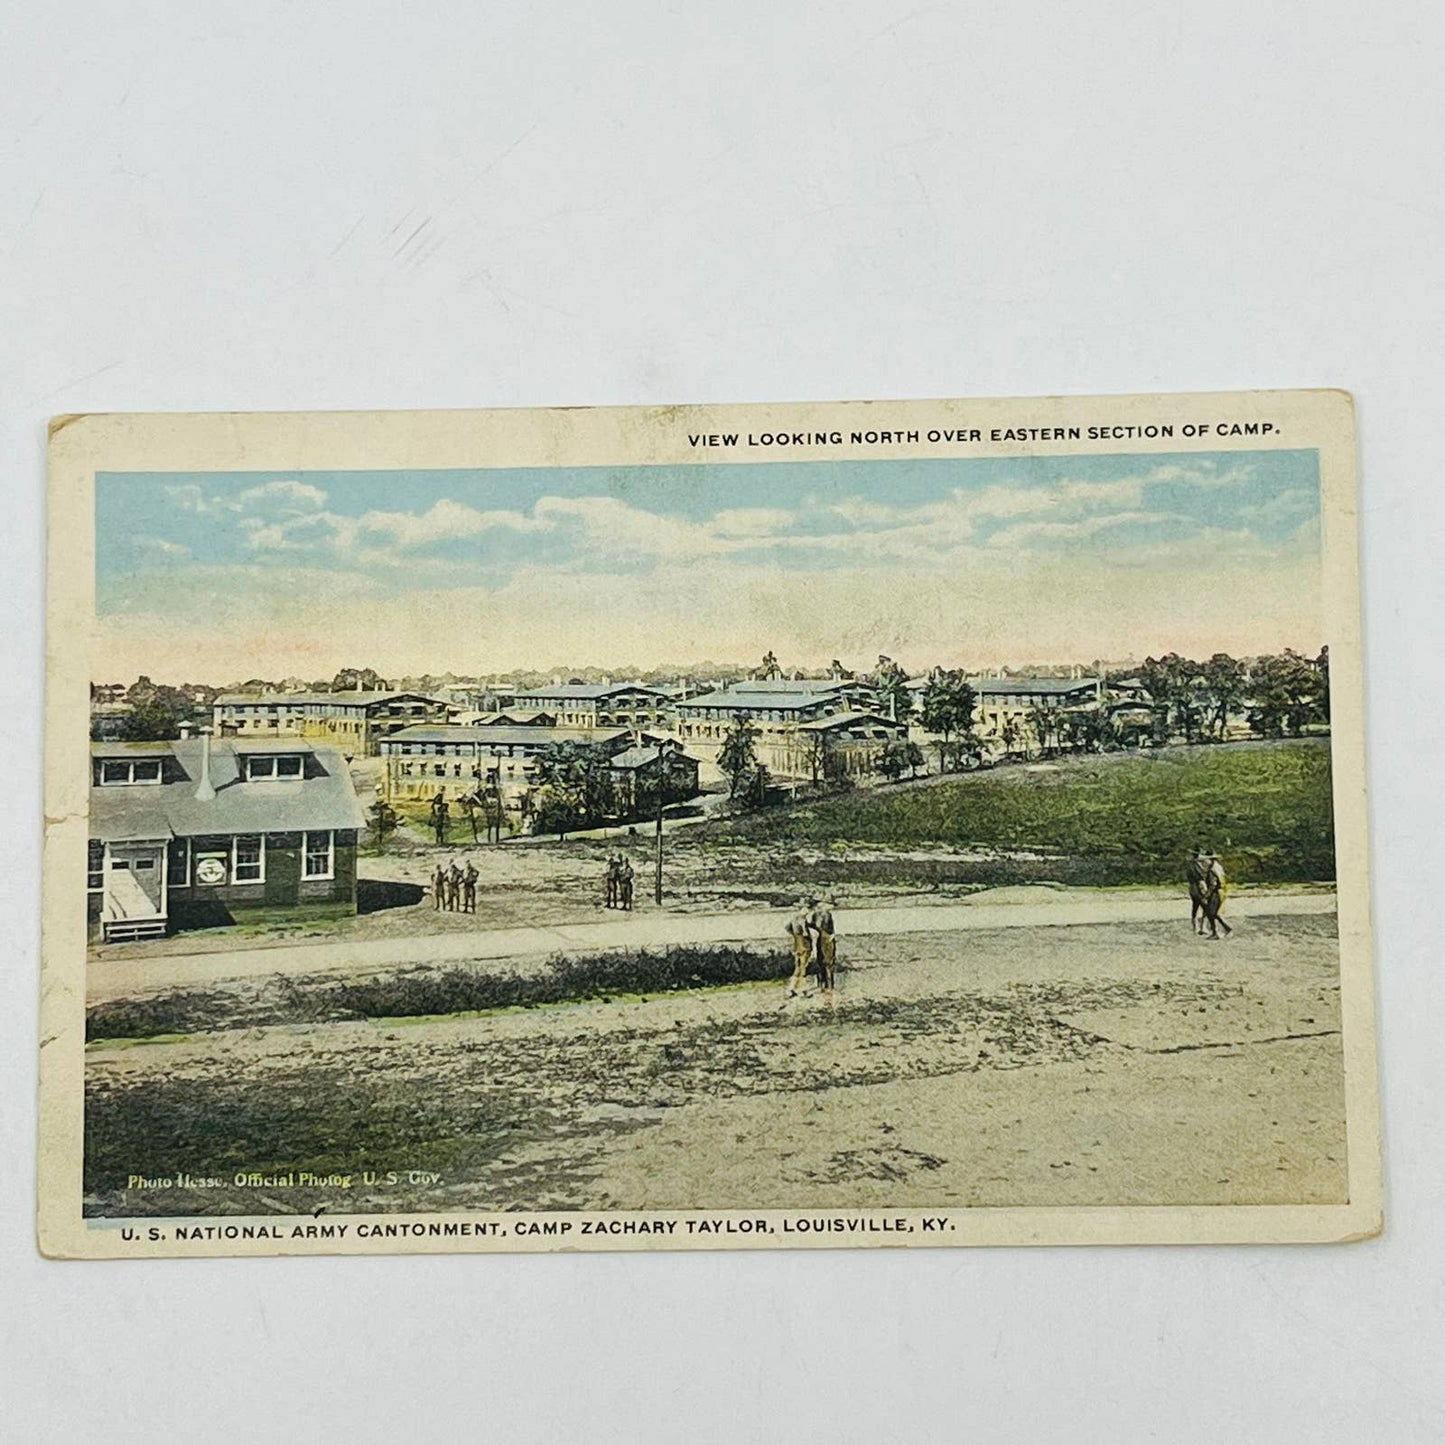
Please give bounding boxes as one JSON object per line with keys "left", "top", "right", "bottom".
{"left": 511, "top": 682, "right": 669, "bottom": 702}
{"left": 89, "top": 739, "right": 366, "bottom": 843}
{"left": 969, "top": 676, "right": 1102, "bottom": 697}
{"left": 383, "top": 725, "right": 630, "bottom": 748}
{"left": 796, "top": 710, "right": 907, "bottom": 733}
{"left": 213, "top": 690, "right": 446, "bottom": 709}
{"left": 608, "top": 743, "right": 697, "bottom": 770}
{"left": 677, "top": 685, "right": 844, "bottom": 713}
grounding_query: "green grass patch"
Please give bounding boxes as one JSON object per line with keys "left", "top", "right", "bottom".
{"left": 712, "top": 741, "right": 1334, "bottom": 884}
{"left": 85, "top": 945, "right": 787, "bottom": 1044}
{"left": 86, "top": 990, "right": 242, "bottom": 1045}
{"left": 327, "top": 945, "right": 782, "bottom": 1021}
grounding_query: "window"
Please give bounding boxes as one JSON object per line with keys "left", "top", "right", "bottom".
{"left": 167, "top": 839, "right": 190, "bottom": 888}
{"left": 233, "top": 834, "right": 264, "bottom": 883}
{"left": 245, "top": 754, "right": 304, "bottom": 780}
{"left": 98, "top": 757, "right": 164, "bottom": 785}
{"left": 304, "top": 830, "right": 334, "bottom": 880}
{"left": 87, "top": 841, "right": 103, "bottom": 891}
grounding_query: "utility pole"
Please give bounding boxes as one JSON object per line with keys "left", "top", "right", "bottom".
{"left": 654, "top": 740, "right": 665, "bottom": 906}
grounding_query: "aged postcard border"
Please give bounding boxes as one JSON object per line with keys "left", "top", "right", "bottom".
{"left": 41, "top": 390, "right": 1381, "bottom": 1257}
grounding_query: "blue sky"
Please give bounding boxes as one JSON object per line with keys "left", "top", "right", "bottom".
{"left": 94, "top": 450, "right": 1323, "bottom": 679}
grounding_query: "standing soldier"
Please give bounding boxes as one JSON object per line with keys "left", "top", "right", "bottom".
{"left": 462, "top": 858, "right": 479, "bottom": 914}
{"left": 430, "top": 791, "right": 451, "bottom": 846}
{"left": 446, "top": 860, "right": 464, "bottom": 912}
{"left": 809, "top": 896, "right": 838, "bottom": 994}
{"left": 1185, "top": 846, "right": 1209, "bottom": 935}
{"left": 604, "top": 853, "right": 620, "bottom": 909}
{"left": 1203, "top": 852, "right": 1233, "bottom": 939}
{"left": 432, "top": 863, "right": 446, "bottom": 911}
{"left": 619, "top": 858, "right": 635, "bottom": 912}
{"left": 786, "top": 898, "right": 813, "bottom": 997}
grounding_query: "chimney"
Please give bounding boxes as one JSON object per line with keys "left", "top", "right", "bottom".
{"left": 194, "top": 728, "right": 217, "bottom": 802}
{"left": 178, "top": 720, "right": 194, "bottom": 740}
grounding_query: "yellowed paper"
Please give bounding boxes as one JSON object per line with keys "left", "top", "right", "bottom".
{"left": 40, "top": 391, "right": 1381, "bottom": 1257}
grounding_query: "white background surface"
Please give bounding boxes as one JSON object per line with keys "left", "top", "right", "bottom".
{"left": 4, "top": 3, "right": 1443, "bottom": 1441}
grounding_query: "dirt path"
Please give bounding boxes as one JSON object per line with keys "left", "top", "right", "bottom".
{"left": 83, "top": 912, "right": 1347, "bottom": 1216}
{"left": 85, "top": 888, "right": 1335, "bottom": 1002}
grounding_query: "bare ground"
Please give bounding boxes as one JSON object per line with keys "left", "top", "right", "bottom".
{"left": 84, "top": 909, "right": 1346, "bottom": 1217}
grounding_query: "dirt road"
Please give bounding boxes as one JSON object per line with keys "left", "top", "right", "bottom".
{"left": 85, "top": 887, "right": 1336, "bottom": 1002}
{"left": 83, "top": 906, "right": 1347, "bottom": 1217}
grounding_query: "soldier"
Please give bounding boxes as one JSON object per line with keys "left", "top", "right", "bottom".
{"left": 430, "top": 792, "right": 451, "bottom": 846}
{"left": 809, "top": 895, "right": 837, "bottom": 994}
{"left": 785, "top": 898, "right": 813, "bottom": 996}
{"left": 432, "top": 863, "right": 446, "bottom": 911}
{"left": 1185, "top": 846, "right": 1210, "bottom": 935}
{"left": 604, "top": 852, "right": 620, "bottom": 909}
{"left": 619, "top": 859, "right": 635, "bottom": 912}
{"left": 446, "top": 861, "right": 464, "bottom": 912}
{"left": 1203, "top": 852, "right": 1233, "bottom": 939}
{"left": 462, "top": 859, "right": 478, "bottom": 914}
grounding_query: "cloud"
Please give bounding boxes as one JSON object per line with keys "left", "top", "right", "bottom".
{"left": 102, "top": 454, "right": 1323, "bottom": 677}
{"left": 164, "top": 484, "right": 239, "bottom": 516}
{"left": 710, "top": 507, "right": 798, "bottom": 538}
{"left": 237, "top": 480, "right": 328, "bottom": 514}
{"left": 130, "top": 536, "right": 191, "bottom": 560}
{"left": 984, "top": 511, "right": 1172, "bottom": 549}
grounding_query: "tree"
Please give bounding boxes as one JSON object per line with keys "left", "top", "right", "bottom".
{"left": 1136, "top": 655, "right": 1180, "bottom": 743}
{"left": 869, "top": 655, "right": 913, "bottom": 723}
{"left": 118, "top": 676, "right": 196, "bottom": 740}
{"left": 1062, "top": 705, "right": 1112, "bottom": 754}
{"left": 532, "top": 740, "right": 616, "bottom": 826}
{"left": 718, "top": 715, "right": 759, "bottom": 797}
{"left": 1200, "top": 653, "right": 1247, "bottom": 740}
{"left": 920, "top": 668, "right": 978, "bottom": 770}
{"left": 741, "top": 763, "right": 772, "bottom": 810}
{"left": 1026, "top": 703, "right": 1063, "bottom": 757}
{"left": 331, "top": 666, "right": 388, "bottom": 692}
{"left": 999, "top": 716, "right": 1022, "bottom": 760}
{"left": 368, "top": 798, "right": 398, "bottom": 848}
{"left": 1314, "top": 646, "right": 1331, "bottom": 724}
{"left": 1246, "top": 650, "right": 1326, "bottom": 739}
{"left": 878, "top": 738, "right": 917, "bottom": 783}
{"left": 458, "top": 792, "right": 482, "bottom": 843}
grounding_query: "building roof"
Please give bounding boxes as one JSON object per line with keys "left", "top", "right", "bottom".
{"left": 89, "top": 739, "right": 366, "bottom": 843}
{"left": 91, "top": 737, "right": 321, "bottom": 756}
{"left": 731, "top": 677, "right": 849, "bottom": 694}
{"left": 677, "top": 686, "right": 844, "bottom": 713}
{"left": 969, "top": 676, "right": 1102, "bottom": 697}
{"left": 608, "top": 743, "right": 696, "bottom": 770}
{"left": 213, "top": 690, "right": 445, "bottom": 709}
{"left": 511, "top": 682, "right": 668, "bottom": 701}
{"left": 796, "top": 710, "right": 907, "bottom": 733}
{"left": 383, "top": 725, "right": 629, "bottom": 748}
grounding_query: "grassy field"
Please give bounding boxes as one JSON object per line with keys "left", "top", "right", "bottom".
{"left": 712, "top": 740, "right": 1334, "bottom": 885}
{"left": 85, "top": 944, "right": 785, "bottom": 1044}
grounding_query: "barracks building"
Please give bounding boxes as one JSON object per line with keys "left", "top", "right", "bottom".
{"left": 88, "top": 735, "right": 366, "bottom": 943}
{"left": 212, "top": 690, "right": 452, "bottom": 755}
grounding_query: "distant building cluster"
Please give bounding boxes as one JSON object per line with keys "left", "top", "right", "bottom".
{"left": 85, "top": 660, "right": 1183, "bottom": 943}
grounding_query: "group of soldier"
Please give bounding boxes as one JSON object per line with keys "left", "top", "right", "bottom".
{"left": 1185, "top": 847, "right": 1233, "bottom": 939}
{"left": 603, "top": 853, "right": 636, "bottom": 911}
{"left": 786, "top": 896, "right": 838, "bottom": 997}
{"left": 432, "top": 859, "right": 479, "bottom": 913}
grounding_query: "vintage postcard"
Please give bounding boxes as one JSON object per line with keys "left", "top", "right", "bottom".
{"left": 39, "top": 391, "right": 1381, "bottom": 1257}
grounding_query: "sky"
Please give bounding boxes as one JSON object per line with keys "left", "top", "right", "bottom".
{"left": 94, "top": 450, "right": 1323, "bottom": 681}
